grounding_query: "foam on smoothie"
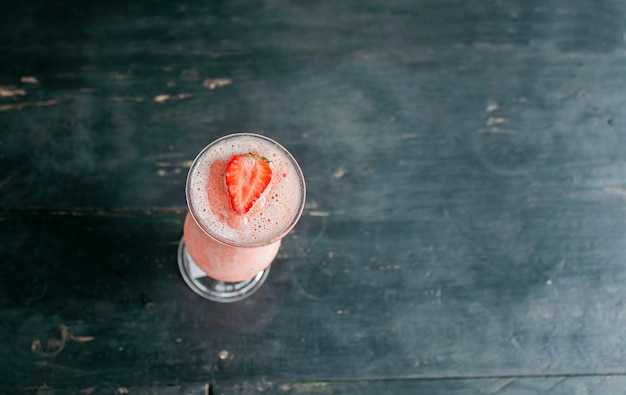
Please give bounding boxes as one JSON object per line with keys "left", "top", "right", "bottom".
{"left": 188, "top": 134, "right": 304, "bottom": 245}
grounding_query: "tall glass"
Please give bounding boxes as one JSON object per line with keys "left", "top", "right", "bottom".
{"left": 178, "top": 133, "right": 306, "bottom": 302}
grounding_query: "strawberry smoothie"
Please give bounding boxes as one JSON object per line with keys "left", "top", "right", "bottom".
{"left": 182, "top": 133, "right": 305, "bottom": 284}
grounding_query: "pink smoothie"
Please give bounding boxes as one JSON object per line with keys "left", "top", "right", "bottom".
{"left": 184, "top": 134, "right": 305, "bottom": 282}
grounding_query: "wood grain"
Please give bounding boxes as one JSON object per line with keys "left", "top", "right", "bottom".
{"left": 2, "top": 0, "right": 626, "bottom": 392}
{"left": 2, "top": 210, "right": 626, "bottom": 388}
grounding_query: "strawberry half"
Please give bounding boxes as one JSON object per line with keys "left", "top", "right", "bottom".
{"left": 225, "top": 153, "right": 272, "bottom": 214}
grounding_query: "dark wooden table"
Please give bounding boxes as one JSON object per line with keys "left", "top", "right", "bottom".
{"left": 3, "top": 1, "right": 626, "bottom": 394}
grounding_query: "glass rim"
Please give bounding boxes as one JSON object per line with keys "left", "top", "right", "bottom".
{"left": 185, "top": 133, "right": 306, "bottom": 248}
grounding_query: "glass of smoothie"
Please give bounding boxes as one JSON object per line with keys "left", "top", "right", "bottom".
{"left": 178, "top": 133, "right": 306, "bottom": 302}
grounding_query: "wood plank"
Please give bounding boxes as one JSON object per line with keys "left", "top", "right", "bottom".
{"left": 7, "top": 376, "right": 625, "bottom": 395}
{"left": 2, "top": 210, "right": 626, "bottom": 389}
{"left": 1, "top": 0, "right": 625, "bottom": 212}
{"left": 11, "top": 384, "right": 206, "bottom": 395}
{"left": 213, "top": 376, "right": 626, "bottom": 395}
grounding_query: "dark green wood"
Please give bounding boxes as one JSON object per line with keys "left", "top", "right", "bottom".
{"left": 2, "top": 0, "right": 626, "bottom": 211}
{"left": 2, "top": 0, "right": 626, "bottom": 392}
{"left": 9, "top": 376, "right": 625, "bottom": 395}
{"left": 213, "top": 376, "right": 626, "bottom": 395}
{"left": 11, "top": 384, "right": 207, "bottom": 395}
{"left": 7, "top": 376, "right": 626, "bottom": 394}
{"left": 3, "top": 210, "right": 626, "bottom": 389}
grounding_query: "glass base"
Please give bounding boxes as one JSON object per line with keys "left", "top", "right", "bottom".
{"left": 177, "top": 237, "right": 270, "bottom": 303}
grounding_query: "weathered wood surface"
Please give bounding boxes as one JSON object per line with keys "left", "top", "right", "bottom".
{"left": 7, "top": 376, "right": 626, "bottom": 395}
{"left": 2, "top": 0, "right": 626, "bottom": 393}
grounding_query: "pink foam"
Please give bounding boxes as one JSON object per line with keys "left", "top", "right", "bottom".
{"left": 188, "top": 134, "right": 304, "bottom": 245}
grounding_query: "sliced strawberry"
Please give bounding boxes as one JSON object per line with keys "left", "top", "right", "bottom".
{"left": 225, "top": 153, "right": 272, "bottom": 214}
